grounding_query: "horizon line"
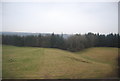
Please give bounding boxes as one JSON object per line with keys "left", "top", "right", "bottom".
{"left": 1, "top": 31, "right": 119, "bottom": 35}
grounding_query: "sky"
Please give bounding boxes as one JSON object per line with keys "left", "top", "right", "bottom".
{"left": 1, "top": 1, "right": 118, "bottom": 34}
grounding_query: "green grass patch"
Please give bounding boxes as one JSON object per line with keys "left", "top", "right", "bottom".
{"left": 2, "top": 45, "right": 119, "bottom": 79}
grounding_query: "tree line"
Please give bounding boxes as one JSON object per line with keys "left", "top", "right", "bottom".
{"left": 2, "top": 32, "right": 120, "bottom": 52}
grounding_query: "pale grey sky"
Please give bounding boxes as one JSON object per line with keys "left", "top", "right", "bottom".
{"left": 2, "top": 2, "right": 118, "bottom": 34}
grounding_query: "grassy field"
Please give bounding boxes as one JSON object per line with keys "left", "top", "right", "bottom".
{"left": 2, "top": 45, "right": 119, "bottom": 79}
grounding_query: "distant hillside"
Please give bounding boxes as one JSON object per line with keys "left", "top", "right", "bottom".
{"left": 1, "top": 32, "right": 70, "bottom": 39}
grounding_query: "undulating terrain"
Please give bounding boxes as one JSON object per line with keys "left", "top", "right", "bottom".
{"left": 2, "top": 45, "right": 118, "bottom": 79}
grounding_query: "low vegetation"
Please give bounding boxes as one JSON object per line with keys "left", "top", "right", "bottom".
{"left": 2, "top": 45, "right": 118, "bottom": 79}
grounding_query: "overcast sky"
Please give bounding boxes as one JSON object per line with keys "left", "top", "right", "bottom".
{"left": 2, "top": 2, "right": 118, "bottom": 34}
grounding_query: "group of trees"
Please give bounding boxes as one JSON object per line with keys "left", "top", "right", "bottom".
{"left": 2, "top": 32, "right": 120, "bottom": 52}
{"left": 2, "top": 33, "right": 65, "bottom": 49}
{"left": 65, "top": 33, "right": 119, "bottom": 51}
